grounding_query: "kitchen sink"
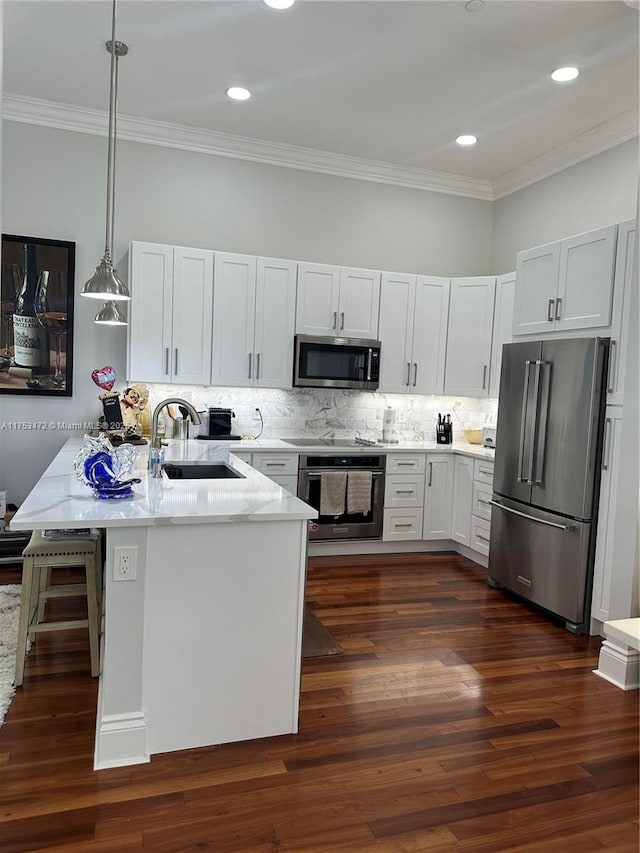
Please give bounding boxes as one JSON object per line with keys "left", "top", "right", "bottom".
{"left": 162, "top": 463, "right": 245, "bottom": 480}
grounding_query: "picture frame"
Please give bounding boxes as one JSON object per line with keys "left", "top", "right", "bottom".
{"left": 1, "top": 234, "right": 76, "bottom": 397}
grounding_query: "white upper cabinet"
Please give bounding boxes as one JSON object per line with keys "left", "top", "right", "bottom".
{"left": 212, "top": 253, "right": 297, "bottom": 389}
{"left": 444, "top": 277, "right": 496, "bottom": 397}
{"left": 605, "top": 220, "right": 635, "bottom": 406}
{"left": 514, "top": 225, "right": 617, "bottom": 336}
{"left": 488, "top": 272, "right": 516, "bottom": 398}
{"left": 128, "top": 241, "right": 213, "bottom": 385}
{"left": 378, "top": 273, "right": 449, "bottom": 394}
{"left": 296, "top": 263, "right": 380, "bottom": 339}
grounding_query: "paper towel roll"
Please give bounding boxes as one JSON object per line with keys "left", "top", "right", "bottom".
{"left": 383, "top": 407, "right": 397, "bottom": 442}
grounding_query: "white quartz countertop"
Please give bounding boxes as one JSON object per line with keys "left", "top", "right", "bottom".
{"left": 10, "top": 438, "right": 317, "bottom": 530}
{"left": 212, "top": 436, "right": 496, "bottom": 459}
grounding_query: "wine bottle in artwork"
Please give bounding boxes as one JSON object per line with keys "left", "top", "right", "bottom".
{"left": 13, "top": 243, "right": 48, "bottom": 368}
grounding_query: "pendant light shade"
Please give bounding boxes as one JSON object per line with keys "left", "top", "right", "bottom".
{"left": 82, "top": 0, "right": 130, "bottom": 319}
{"left": 94, "top": 300, "right": 127, "bottom": 326}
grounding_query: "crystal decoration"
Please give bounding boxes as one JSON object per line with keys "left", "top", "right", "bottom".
{"left": 73, "top": 432, "right": 141, "bottom": 500}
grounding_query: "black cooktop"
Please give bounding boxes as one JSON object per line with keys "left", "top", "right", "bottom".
{"left": 282, "top": 438, "right": 381, "bottom": 447}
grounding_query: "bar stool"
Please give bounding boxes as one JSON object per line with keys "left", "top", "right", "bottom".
{"left": 15, "top": 529, "right": 102, "bottom": 687}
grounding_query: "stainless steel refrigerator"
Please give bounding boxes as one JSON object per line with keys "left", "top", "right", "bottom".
{"left": 488, "top": 337, "right": 609, "bottom": 633}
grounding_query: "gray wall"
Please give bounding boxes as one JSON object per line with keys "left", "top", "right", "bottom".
{"left": 1, "top": 121, "right": 493, "bottom": 503}
{"left": 490, "top": 138, "right": 639, "bottom": 273}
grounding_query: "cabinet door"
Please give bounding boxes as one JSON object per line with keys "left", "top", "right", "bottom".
{"left": 171, "top": 247, "right": 213, "bottom": 385}
{"left": 128, "top": 242, "right": 174, "bottom": 383}
{"left": 444, "top": 277, "right": 496, "bottom": 397}
{"left": 412, "top": 276, "right": 450, "bottom": 395}
{"left": 488, "top": 272, "right": 515, "bottom": 398}
{"left": 513, "top": 242, "right": 560, "bottom": 336}
{"left": 295, "top": 263, "right": 340, "bottom": 335}
{"left": 451, "top": 455, "right": 474, "bottom": 546}
{"left": 590, "top": 409, "right": 623, "bottom": 625}
{"left": 423, "top": 454, "right": 454, "bottom": 539}
{"left": 338, "top": 267, "right": 381, "bottom": 339}
{"left": 378, "top": 272, "right": 415, "bottom": 393}
{"left": 254, "top": 257, "right": 297, "bottom": 389}
{"left": 606, "top": 221, "right": 635, "bottom": 406}
{"left": 556, "top": 224, "right": 617, "bottom": 331}
{"left": 211, "top": 253, "right": 256, "bottom": 387}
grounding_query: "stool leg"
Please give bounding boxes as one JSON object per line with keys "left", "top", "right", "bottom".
{"left": 37, "top": 564, "right": 51, "bottom": 622}
{"left": 85, "top": 551, "right": 101, "bottom": 678}
{"left": 15, "top": 557, "right": 35, "bottom": 687}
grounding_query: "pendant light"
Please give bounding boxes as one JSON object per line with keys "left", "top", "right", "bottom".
{"left": 82, "top": 0, "right": 130, "bottom": 323}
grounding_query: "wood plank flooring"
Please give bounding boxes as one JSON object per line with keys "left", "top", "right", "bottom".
{"left": 0, "top": 552, "right": 638, "bottom": 852}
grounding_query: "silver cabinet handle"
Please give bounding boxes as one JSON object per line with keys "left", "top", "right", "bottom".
{"left": 332, "top": 311, "right": 337, "bottom": 330}
{"left": 174, "top": 348, "right": 178, "bottom": 375}
{"left": 428, "top": 461, "right": 433, "bottom": 487}
{"left": 479, "top": 467, "right": 493, "bottom": 476}
{"left": 555, "top": 298, "right": 562, "bottom": 321}
{"left": 256, "top": 353, "right": 260, "bottom": 380}
{"left": 265, "top": 462, "right": 287, "bottom": 467}
{"left": 482, "top": 365, "right": 487, "bottom": 389}
{"left": 406, "top": 363, "right": 411, "bottom": 386}
{"left": 413, "top": 363, "right": 418, "bottom": 387}
{"left": 548, "top": 299, "right": 555, "bottom": 322}
{"left": 248, "top": 352, "right": 252, "bottom": 379}
{"left": 395, "top": 489, "right": 415, "bottom": 495}
{"left": 340, "top": 312, "right": 345, "bottom": 330}
{"left": 478, "top": 498, "right": 492, "bottom": 506}
{"left": 489, "top": 500, "right": 572, "bottom": 531}
{"left": 607, "top": 340, "right": 617, "bottom": 393}
{"left": 476, "top": 533, "right": 491, "bottom": 543}
{"left": 602, "top": 417, "right": 612, "bottom": 470}
{"left": 396, "top": 461, "right": 416, "bottom": 467}
{"left": 394, "top": 523, "right": 414, "bottom": 528}
{"left": 165, "top": 347, "right": 170, "bottom": 375}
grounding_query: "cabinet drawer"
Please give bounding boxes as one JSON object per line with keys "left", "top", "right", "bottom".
{"left": 471, "top": 517, "right": 491, "bottom": 557}
{"left": 268, "top": 475, "right": 299, "bottom": 495}
{"left": 383, "top": 508, "right": 424, "bottom": 541}
{"left": 251, "top": 453, "right": 299, "bottom": 476}
{"left": 472, "top": 482, "right": 493, "bottom": 521}
{"left": 231, "top": 452, "right": 252, "bottom": 464}
{"left": 384, "top": 474, "right": 425, "bottom": 509}
{"left": 386, "top": 453, "right": 426, "bottom": 475}
{"left": 474, "top": 459, "right": 494, "bottom": 485}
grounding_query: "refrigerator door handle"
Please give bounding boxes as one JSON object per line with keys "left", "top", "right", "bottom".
{"left": 526, "top": 360, "right": 543, "bottom": 484}
{"left": 532, "top": 359, "right": 550, "bottom": 485}
{"left": 517, "top": 360, "right": 532, "bottom": 483}
{"left": 489, "top": 500, "right": 573, "bottom": 532}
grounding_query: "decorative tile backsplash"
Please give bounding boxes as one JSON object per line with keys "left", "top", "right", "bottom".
{"left": 145, "top": 384, "right": 498, "bottom": 443}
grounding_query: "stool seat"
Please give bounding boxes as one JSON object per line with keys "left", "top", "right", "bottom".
{"left": 15, "top": 529, "right": 102, "bottom": 687}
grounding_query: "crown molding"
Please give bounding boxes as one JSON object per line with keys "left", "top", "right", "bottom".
{"left": 2, "top": 94, "right": 494, "bottom": 200}
{"left": 492, "top": 111, "right": 639, "bottom": 200}
{"left": 3, "top": 94, "right": 637, "bottom": 203}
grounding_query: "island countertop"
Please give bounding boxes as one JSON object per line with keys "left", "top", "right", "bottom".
{"left": 10, "top": 437, "right": 317, "bottom": 530}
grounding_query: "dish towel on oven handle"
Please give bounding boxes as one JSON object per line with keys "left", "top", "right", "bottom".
{"left": 319, "top": 471, "right": 347, "bottom": 516}
{"left": 347, "top": 470, "right": 372, "bottom": 515}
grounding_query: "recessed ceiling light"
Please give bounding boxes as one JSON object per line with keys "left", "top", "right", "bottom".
{"left": 264, "top": 0, "right": 295, "bottom": 8}
{"left": 465, "top": 0, "right": 485, "bottom": 11}
{"left": 551, "top": 66, "right": 580, "bottom": 83}
{"left": 226, "top": 87, "right": 251, "bottom": 101}
{"left": 456, "top": 135, "right": 477, "bottom": 147}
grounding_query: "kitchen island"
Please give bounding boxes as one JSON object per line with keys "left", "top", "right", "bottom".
{"left": 10, "top": 438, "right": 317, "bottom": 770}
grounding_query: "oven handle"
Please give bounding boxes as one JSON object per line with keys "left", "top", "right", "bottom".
{"left": 304, "top": 470, "right": 384, "bottom": 479}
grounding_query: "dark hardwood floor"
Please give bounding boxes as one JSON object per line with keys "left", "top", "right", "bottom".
{"left": 0, "top": 552, "right": 638, "bottom": 852}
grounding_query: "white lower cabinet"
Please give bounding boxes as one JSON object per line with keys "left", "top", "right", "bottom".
{"left": 251, "top": 452, "right": 299, "bottom": 478}
{"left": 451, "top": 456, "right": 474, "bottom": 546}
{"left": 383, "top": 454, "right": 425, "bottom": 541}
{"left": 423, "top": 454, "right": 454, "bottom": 539}
{"left": 470, "top": 518, "right": 492, "bottom": 557}
{"left": 470, "top": 458, "right": 494, "bottom": 556}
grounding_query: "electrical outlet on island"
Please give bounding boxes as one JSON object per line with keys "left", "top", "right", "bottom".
{"left": 113, "top": 546, "right": 137, "bottom": 581}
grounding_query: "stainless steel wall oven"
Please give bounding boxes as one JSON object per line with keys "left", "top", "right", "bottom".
{"left": 298, "top": 454, "right": 385, "bottom": 540}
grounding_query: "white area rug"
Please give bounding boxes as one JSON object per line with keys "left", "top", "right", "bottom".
{"left": 0, "top": 585, "right": 23, "bottom": 726}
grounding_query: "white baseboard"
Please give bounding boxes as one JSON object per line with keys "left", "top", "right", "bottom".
{"left": 307, "top": 537, "right": 488, "bottom": 568}
{"left": 94, "top": 702, "right": 150, "bottom": 770}
{"left": 593, "top": 640, "right": 640, "bottom": 690}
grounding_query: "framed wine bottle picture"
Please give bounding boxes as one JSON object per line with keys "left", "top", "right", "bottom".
{"left": 1, "top": 234, "right": 75, "bottom": 396}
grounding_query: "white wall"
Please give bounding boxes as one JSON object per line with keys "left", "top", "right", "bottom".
{"left": 490, "top": 139, "right": 639, "bottom": 273}
{"left": 0, "top": 121, "right": 494, "bottom": 503}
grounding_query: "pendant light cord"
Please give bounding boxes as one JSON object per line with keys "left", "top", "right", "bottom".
{"left": 104, "top": 0, "right": 118, "bottom": 263}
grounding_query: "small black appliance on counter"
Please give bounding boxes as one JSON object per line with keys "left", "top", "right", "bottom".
{"left": 196, "top": 407, "right": 241, "bottom": 441}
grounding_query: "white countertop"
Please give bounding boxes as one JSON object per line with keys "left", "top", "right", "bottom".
{"left": 10, "top": 438, "right": 317, "bottom": 530}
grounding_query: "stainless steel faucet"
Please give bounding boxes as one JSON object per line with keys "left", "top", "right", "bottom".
{"left": 149, "top": 398, "right": 202, "bottom": 477}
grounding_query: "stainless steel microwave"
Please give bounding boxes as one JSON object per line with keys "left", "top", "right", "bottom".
{"left": 293, "top": 335, "right": 381, "bottom": 390}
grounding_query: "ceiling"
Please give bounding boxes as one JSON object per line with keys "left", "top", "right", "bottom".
{"left": 3, "top": 0, "right": 639, "bottom": 199}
